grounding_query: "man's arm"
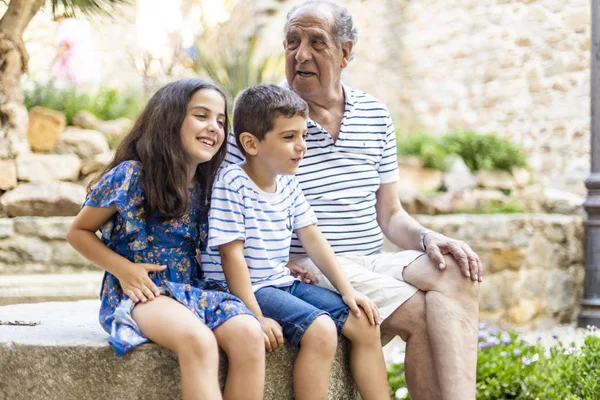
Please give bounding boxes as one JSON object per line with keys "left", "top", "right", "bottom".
{"left": 295, "top": 224, "right": 379, "bottom": 325}
{"left": 375, "top": 181, "right": 483, "bottom": 282}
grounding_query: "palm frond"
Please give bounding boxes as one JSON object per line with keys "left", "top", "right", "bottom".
{"left": 49, "top": 0, "right": 131, "bottom": 17}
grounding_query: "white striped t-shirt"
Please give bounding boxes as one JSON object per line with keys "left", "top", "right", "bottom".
{"left": 202, "top": 164, "right": 318, "bottom": 291}
{"left": 225, "top": 84, "right": 399, "bottom": 256}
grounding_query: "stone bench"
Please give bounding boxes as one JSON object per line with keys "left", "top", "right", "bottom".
{"left": 0, "top": 300, "right": 359, "bottom": 400}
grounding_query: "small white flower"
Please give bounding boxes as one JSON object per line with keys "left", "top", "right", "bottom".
{"left": 395, "top": 387, "right": 409, "bottom": 399}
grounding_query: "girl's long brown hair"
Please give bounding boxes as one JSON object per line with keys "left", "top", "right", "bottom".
{"left": 89, "top": 79, "right": 229, "bottom": 221}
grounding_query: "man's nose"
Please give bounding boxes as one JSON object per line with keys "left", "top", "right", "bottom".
{"left": 295, "top": 42, "right": 312, "bottom": 63}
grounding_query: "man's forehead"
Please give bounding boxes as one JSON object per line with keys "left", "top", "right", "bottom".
{"left": 286, "top": 6, "right": 335, "bottom": 34}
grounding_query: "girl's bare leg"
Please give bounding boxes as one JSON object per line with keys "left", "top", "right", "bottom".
{"left": 132, "top": 296, "right": 222, "bottom": 400}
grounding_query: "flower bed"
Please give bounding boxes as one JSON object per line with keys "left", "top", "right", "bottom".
{"left": 387, "top": 324, "right": 599, "bottom": 399}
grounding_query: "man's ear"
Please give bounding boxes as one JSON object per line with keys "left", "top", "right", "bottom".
{"left": 341, "top": 41, "right": 353, "bottom": 68}
{"left": 239, "top": 132, "right": 259, "bottom": 156}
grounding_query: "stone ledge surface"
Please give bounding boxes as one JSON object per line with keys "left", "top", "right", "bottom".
{"left": 0, "top": 300, "right": 359, "bottom": 400}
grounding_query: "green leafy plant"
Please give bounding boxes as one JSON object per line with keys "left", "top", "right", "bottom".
{"left": 396, "top": 131, "right": 527, "bottom": 173}
{"left": 387, "top": 324, "right": 600, "bottom": 399}
{"left": 192, "top": 31, "right": 284, "bottom": 111}
{"left": 24, "top": 82, "right": 144, "bottom": 124}
{"left": 457, "top": 200, "right": 524, "bottom": 215}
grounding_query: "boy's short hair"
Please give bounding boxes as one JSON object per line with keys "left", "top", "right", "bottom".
{"left": 233, "top": 84, "right": 309, "bottom": 156}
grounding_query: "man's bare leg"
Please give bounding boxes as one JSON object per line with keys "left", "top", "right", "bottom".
{"left": 403, "top": 254, "right": 479, "bottom": 400}
{"left": 381, "top": 291, "right": 441, "bottom": 400}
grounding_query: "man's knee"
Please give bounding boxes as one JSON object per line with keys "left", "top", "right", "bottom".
{"left": 434, "top": 256, "right": 479, "bottom": 300}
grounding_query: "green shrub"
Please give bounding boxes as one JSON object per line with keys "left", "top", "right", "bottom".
{"left": 396, "top": 131, "right": 527, "bottom": 173}
{"left": 457, "top": 199, "right": 524, "bottom": 214}
{"left": 24, "top": 82, "right": 144, "bottom": 124}
{"left": 387, "top": 324, "right": 600, "bottom": 399}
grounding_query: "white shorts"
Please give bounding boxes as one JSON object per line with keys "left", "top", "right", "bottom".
{"left": 290, "top": 250, "right": 424, "bottom": 322}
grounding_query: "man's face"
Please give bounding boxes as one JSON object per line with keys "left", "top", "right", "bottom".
{"left": 283, "top": 8, "right": 350, "bottom": 101}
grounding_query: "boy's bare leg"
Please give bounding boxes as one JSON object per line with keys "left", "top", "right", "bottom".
{"left": 342, "top": 313, "right": 389, "bottom": 400}
{"left": 132, "top": 296, "right": 222, "bottom": 400}
{"left": 294, "top": 315, "right": 338, "bottom": 400}
{"left": 213, "top": 315, "right": 265, "bottom": 400}
{"left": 381, "top": 291, "right": 441, "bottom": 399}
{"left": 403, "top": 255, "right": 479, "bottom": 400}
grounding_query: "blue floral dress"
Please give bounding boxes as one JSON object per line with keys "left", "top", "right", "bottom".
{"left": 84, "top": 160, "right": 252, "bottom": 356}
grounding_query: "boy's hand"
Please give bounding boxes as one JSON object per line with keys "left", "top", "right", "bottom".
{"left": 258, "top": 316, "right": 284, "bottom": 352}
{"left": 115, "top": 262, "right": 166, "bottom": 303}
{"left": 287, "top": 261, "right": 319, "bottom": 284}
{"left": 342, "top": 290, "right": 381, "bottom": 326}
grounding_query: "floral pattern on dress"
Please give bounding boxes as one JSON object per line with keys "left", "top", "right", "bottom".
{"left": 84, "top": 160, "right": 252, "bottom": 356}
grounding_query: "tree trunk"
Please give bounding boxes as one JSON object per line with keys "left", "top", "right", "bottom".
{"left": 0, "top": 0, "right": 45, "bottom": 159}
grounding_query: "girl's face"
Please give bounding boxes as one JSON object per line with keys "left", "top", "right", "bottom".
{"left": 180, "top": 88, "right": 226, "bottom": 166}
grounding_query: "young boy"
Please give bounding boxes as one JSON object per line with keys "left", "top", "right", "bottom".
{"left": 201, "top": 85, "right": 390, "bottom": 400}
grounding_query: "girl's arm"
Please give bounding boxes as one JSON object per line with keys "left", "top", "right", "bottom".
{"left": 66, "top": 205, "right": 164, "bottom": 303}
{"left": 294, "top": 224, "right": 379, "bottom": 324}
{"left": 219, "top": 240, "right": 284, "bottom": 352}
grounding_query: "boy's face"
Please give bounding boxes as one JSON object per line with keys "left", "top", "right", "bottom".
{"left": 255, "top": 114, "right": 308, "bottom": 176}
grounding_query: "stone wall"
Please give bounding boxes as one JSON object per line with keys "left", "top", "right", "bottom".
{"left": 0, "top": 213, "right": 584, "bottom": 327}
{"left": 0, "top": 217, "right": 93, "bottom": 275}
{"left": 384, "top": 213, "right": 585, "bottom": 328}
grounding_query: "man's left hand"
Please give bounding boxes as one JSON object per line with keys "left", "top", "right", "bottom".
{"left": 287, "top": 261, "right": 319, "bottom": 284}
{"left": 424, "top": 233, "right": 483, "bottom": 282}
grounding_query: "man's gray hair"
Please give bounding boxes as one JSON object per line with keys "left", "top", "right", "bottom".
{"left": 285, "top": 0, "right": 359, "bottom": 62}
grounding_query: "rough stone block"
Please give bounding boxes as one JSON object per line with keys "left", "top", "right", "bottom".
{"left": 54, "top": 128, "right": 110, "bottom": 160}
{"left": 27, "top": 107, "right": 67, "bottom": 152}
{"left": 16, "top": 153, "right": 82, "bottom": 183}
{"left": 0, "top": 301, "right": 359, "bottom": 400}
{"left": 0, "top": 219, "right": 13, "bottom": 238}
{"left": 0, "top": 160, "right": 17, "bottom": 191}
{"left": 13, "top": 216, "right": 74, "bottom": 239}
{"left": 0, "top": 182, "right": 86, "bottom": 217}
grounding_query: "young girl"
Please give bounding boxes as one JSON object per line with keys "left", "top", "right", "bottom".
{"left": 67, "top": 79, "right": 265, "bottom": 400}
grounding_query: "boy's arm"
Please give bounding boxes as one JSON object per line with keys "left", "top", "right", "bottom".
{"left": 218, "top": 240, "right": 263, "bottom": 316}
{"left": 67, "top": 206, "right": 165, "bottom": 303}
{"left": 219, "top": 240, "right": 284, "bottom": 351}
{"left": 295, "top": 224, "right": 379, "bottom": 324}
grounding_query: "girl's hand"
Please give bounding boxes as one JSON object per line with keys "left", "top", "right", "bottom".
{"left": 258, "top": 316, "right": 284, "bottom": 352}
{"left": 115, "top": 262, "right": 166, "bottom": 303}
{"left": 342, "top": 289, "right": 380, "bottom": 326}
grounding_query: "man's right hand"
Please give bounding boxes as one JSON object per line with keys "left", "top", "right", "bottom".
{"left": 258, "top": 316, "right": 284, "bottom": 352}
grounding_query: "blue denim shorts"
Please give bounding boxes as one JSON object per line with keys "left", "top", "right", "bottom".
{"left": 254, "top": 281, "right": 350, "bottom": 347}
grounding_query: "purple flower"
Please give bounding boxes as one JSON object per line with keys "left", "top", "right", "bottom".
{"left": 513, "top": 349, "right": 522, "bottom": 356}
{"left": 521, "top": 356, "right": 532, "bottom": 366}
{"left": 536, "top": 334, "right": 543, "bottom": 341}
{"left": 479, "top": 321, "right": 488, "bottom": 330}
{"left": 501, "top": 333, "right": 511, "bottom": 345}
{"left": 478, "top": 342, "right": 488, "bottom": 350}
{"left": 488, "top": 325, "right": 499, "bottom": 335}
{"left": 587, "top": 325, "right": 598, "bottom": 332}
{"left": 552, "top": 334, "right": 559, "bottom": 340}
{"left": 478, "top": 330, "right": 489, "bottom": 340}
{"left": 486, "top": 336, "right": 501, "bottom": 347}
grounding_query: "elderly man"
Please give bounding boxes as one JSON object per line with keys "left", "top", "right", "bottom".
{"left": 226, "top": 1, "right": 482, "bottom": 398}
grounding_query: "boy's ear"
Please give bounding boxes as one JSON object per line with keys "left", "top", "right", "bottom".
{"left": 239, "top": 132, "right": 259, "bottom": 156}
